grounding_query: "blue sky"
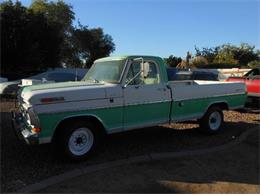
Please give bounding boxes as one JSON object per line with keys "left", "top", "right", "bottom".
{"left": 13, "top": 0, "right": 260, "bottom": 58}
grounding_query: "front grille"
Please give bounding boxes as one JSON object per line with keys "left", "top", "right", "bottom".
{"left": 19, "top": 106, "right": 30, "bottom": 125}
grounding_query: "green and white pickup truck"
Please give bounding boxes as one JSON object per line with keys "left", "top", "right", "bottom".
{"left": 12, "top": 55, "right": 246, "bottom": 160}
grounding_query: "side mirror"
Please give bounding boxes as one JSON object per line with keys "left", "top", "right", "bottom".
{"left": 141, "top": 62, "right": 150, "bottom": 78}
{"left": 132, "top": 57, "right": 150, "bottom": 77}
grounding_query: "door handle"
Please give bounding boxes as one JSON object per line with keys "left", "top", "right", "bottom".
{"left": 109, "top": 98, "right": 114, "bottom": 103}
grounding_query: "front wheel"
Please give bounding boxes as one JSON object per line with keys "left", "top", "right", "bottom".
{"left": 58, "top": 121, "right": 99, "bottom": 161}
{"left": 198, "top": 107, "right": 224, "bottom": 134}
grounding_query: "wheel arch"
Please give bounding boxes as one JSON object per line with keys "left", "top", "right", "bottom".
{"left": 52, "top": 114, "right": 107, "bottom": 143}
{"left": 207, "top": 101, "right": 229, "bottom": 111}
{"left": 200, "top": 101, "right": 228, "bottom": 119}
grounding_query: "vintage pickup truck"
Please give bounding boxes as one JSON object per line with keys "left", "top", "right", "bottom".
{"left": 12, "top": 55, "right": 246, "bottom": 160}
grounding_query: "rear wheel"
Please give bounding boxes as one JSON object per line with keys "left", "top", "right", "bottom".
{"left": 198, "top": 107, "right": 223, "bottom": 134}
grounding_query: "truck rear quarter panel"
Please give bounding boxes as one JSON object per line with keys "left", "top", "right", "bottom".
{"left": 169, "top": 80, "right": 246, "bottom": 122}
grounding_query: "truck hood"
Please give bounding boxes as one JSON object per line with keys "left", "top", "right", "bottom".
{"left": 19, "top": 81, "right": 119, "bottom": 105}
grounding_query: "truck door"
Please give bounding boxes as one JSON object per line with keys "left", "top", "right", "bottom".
{"left": 123, "top": 60, "right": 171, "bottom": 130}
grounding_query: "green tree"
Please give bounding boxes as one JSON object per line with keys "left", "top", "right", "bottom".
{"left": 213, "top": 51, "right": 238, "bottom": 65}
{"left": 195, "top": 46, "right": 220, "bottom": 63}
{"left": 231, "top": 43, "right": 259, "bottom": 66}
{"left": 72, "top": 25, "right": 115, "bottom": 68}
{"left": 29, "top": 0, "right": 115, "bottom": 68}
{"left": 1, "top": 0, "right": 116, "bottom": 78}
{"left": 29, "top": 0, "right": 75, "bottom": 66}
{"left": 165, "top": 55, "right": 182, "bottom": 67}
{"left": 195, "top": 43, "right": 259, "bottom": 67}
{"left": 30, "top": 0, "right": 74, "bottom": 32}
{"left": 1, "top": 1, "right": 63, "bottom": 78}
{"left": 248, "top": 60, "right": 260, "bottom": 68}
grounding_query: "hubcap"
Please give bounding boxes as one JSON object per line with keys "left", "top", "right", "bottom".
{"left": 209, "top": 111, "right": 221, "bottom": 130}
{"left": 68, "top": 127, "right": 94, "bottom": 156}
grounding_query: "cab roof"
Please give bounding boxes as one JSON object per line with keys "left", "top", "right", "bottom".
{"left": 94, "top": 55, "right": 162, "bottom": 63}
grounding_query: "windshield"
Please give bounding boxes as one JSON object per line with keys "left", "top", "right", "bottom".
{"left": 83, "top": 59, "right": 126, "bottom": 83}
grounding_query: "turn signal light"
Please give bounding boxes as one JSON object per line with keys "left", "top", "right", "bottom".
{"left": 32, "top": 127, "right": 41, "bottom": 133}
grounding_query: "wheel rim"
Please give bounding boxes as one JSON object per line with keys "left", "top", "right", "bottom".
{"left": 209, "top": 111, "right": 222, "bottom": 130}
{"left": 68, "top": 127, "right": 94, "bottom": 156}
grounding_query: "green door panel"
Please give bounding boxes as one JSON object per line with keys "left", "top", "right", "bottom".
{"left": 123, "top": 101, "right": 171, "bottom": 129}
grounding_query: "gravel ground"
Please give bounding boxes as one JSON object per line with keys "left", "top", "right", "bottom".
{"left": 0, "top": 100, "right": 259, "bottom": 193}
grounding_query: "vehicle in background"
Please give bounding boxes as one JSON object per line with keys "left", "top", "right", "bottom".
{"left": 20, "top": 68, "right": 87, "bottom": 87}
{"left": 167, "top": 68, "right": 219, "bottom": 81}
{"left": 226, "top": 68, "right": 260, "bottom": 104}
{"left": 0, "top": 68, "right": 87, "bottom": 97}
{"left": 0, "top": 80, "right": 20, "bottom": 97}
{"left": 0, "top": 77, "right": 8, "bottom": 83}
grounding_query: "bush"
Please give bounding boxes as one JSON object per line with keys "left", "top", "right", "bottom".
{"left": 192, "top": 56, "right": 208, "bottom": 66}
{"left": 248, "top": 60, "right": 260, "bottom": 68}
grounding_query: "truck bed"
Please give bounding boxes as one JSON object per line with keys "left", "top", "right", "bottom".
{"left": 169, "top": 80, "right": 245, "bottom": 101}
{"left": 168, "top": 80, "right": 246, "bottom": 122}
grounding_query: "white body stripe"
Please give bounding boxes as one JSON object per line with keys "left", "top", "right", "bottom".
{"left": 169, "top": 80, "right": 245, "bottom": 101}
{"left": 34, "top": 97, "right": 123, "bottom": 114}
{"left": 124, "top": 83, "right": 171, "bottom": 106}
{"left": 22, "top": 83, "right": 120, "bottom": 105}
{"left": 25, "top": 80, "right": 245, "bottom": 115}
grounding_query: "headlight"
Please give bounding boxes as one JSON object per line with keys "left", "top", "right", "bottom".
{"left": 27, "top": 107, "right": 40, "bottom": 128}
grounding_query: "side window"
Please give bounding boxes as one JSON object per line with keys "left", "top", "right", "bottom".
{"left": 126, "top": 61, "right": 160, "bottom": 85}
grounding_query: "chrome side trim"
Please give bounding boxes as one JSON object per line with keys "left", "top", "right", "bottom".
{"left": 34, "top": 96, "right": 115, "bottom": 106}
{"left": 173, "top": 92, "right": 246, "bottom": 102}
{"left": 124, "top": 100, "right": 171, "bottom": 107}
{"left": 37, "top": 100, "right": 171, "bottom": 115}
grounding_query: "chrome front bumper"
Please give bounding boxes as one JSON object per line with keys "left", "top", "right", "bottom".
{"left": 11, "top": 111, "right": 39, "bottom": 145}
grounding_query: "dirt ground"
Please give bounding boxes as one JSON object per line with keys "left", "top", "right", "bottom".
{"left": 38, "top": 129, "right": 260, "bottom": 193}
{"left": 0, "top": 99, "right": 259, "bottom": 193}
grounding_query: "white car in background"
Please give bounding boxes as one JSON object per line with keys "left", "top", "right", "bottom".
{"left": 0, "top": 77, "right": 8, "bottom": 83}
{"left": 0, "top": 68, "right": 88, "bottom": 97}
